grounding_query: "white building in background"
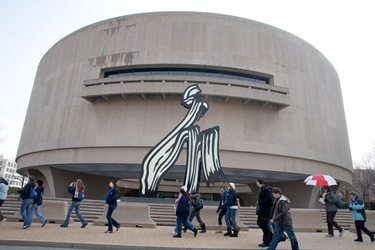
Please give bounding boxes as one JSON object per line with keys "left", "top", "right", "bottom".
{"left": 0, "top": 154, "right": 25, "bottom": 188}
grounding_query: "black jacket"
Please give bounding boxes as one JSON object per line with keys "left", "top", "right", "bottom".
{"left": 256, "top": 185, "right": 274, "bottom": 218}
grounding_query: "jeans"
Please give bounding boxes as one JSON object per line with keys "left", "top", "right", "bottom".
{"left": 268, "top": 222, "right": 299, "bottom": 250}
{"left": 33, "top": 203, "right": 46, "bottom": 223}
{"left": 176, "top": 216, "right": 196, "bottom": 235}
{"left": 20, "top": 198, "right": 34, "bottom": 226}
{"left": 106, "top": 204, "right": 119, "bottom": 231}
{"left": 63, "top": 201, "right": 87, "bottom": 226}
{"left": 189, "top": 210, "right": 204, "bottom": 226}
{"left": 225, "top": 208, "right": 237, "bottom": 231}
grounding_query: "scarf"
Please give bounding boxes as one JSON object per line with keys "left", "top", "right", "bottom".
{"left": 74, "top": 188, "right": 79, "bottom": 198}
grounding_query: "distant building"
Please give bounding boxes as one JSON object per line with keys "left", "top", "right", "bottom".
{"left": 0, "top": 154, "right": 25, "bottom": 188}
{"left": 16, "top": 12, "right": 352, "bottom": 208}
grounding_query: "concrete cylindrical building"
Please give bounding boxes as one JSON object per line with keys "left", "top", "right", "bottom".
{"left": 16, "top": 12, "right": 352, "bottom": 207}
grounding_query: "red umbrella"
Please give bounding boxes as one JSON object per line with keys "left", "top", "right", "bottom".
{"left": 304, "top": 174, "right": 337, "bottom": 186}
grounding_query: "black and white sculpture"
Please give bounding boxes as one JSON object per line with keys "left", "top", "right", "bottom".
{"left": 140, "top": 84, "right": 223, "bottom": 197}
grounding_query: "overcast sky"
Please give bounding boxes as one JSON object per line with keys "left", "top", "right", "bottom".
{"left": 1, "top": 0, "right": 374, "bottom": 163}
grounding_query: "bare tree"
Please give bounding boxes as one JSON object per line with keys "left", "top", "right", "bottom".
{"left": 352, "top": 143, "right": 375, "bottom": 209}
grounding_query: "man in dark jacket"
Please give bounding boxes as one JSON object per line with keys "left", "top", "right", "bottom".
{"left": 256, "top": 177, "right": 274, "bottom": 247}
{"left": 174, "top": 187, "right": 198, "bottom": 238}
{"left": 267, "top": 187, "right": 299, "bottom": 250}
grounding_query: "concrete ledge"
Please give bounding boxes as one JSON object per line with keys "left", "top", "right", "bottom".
{"left": 291, "top": 208, "right": 327, "bottom": 232}
{"left": 92, "top": 203, "right": 156, "bottom": 228}
{"left": 6, "top": 200, "right": 73, "bottom": 224}
{"left": 199, "top": 206, "right": 248, "bottom": 231}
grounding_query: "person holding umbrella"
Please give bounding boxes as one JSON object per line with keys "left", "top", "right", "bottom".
{"left": 322, "top": 186, "right": 344, "bottom": 237}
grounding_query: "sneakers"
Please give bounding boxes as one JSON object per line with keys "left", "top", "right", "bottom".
{"left": 325, "top": 234, "right": 334, "bottom": 237}
{"left": 104, "top": 230, "right": 113, "bottom": 233}
{"left": 339, "top": 229, "right": 345, "bottom": 237}
{"left": 22, "top": 224, "right": 30, "bottom": 229}
{"left": 41, "top": 220, "right": 47, "bottom": 227}
{"left": 354, "top": 239, "right": 363, "bottom": 242}
{"left": 173, "top": 234, "right": 181, "bottom": 238}
{"left": 116, "top": 224, "right": 121, "bottom": 231}
{"left": 81, "top": 223, "right": 88, "bottom": 228}
{"left": 60, "top": 224, "right": 68, "bottom": 228}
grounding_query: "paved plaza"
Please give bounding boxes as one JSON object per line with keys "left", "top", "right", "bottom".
{"left": 0, "top": 222, "right": 374, "bottom": 249}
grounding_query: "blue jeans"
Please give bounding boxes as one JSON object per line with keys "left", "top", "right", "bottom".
{"left": 176, "top": 216, "right": 196, "bottom": 235}
{"left": 225, "top": 208, "right": 237, "bottom": 231}
{"left": 20, "top": 198, "right": 34, "bottom": 226}
{"left": 106, "top": 204, "right": 119, "bottom": 231}
{"left": 63, "top": 201, "right": 87, "bottom": 226}
{"left": 268, "top": 222, "right": 299, "bottom": 250}
{"left": 33, "top": 203, "right": 46, "bottom": 223}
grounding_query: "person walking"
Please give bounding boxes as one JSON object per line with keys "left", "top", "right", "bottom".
{"left": 223, "top": 182, "right": 239, "bottom": 237}
{"left": 0, "top": 177, "right": 9, "bottom": 222}
{"left": 256, "top": 177, "right": 274, "bottom": 247}
{"left": 104, "top": 181, "right": 121, "bottom": 233}
{"left": 348, "top": 191, "right": 374, "bottom": 242}
{"left": 322, "top": 186, "right": 344, "bottom": 237}
{"left": 267, "top": 187, "right": 299, "bottom": 250}
{"left": 18, "top": 176, "right": 36, "bottom": 229}
{"left": 32, "top": 179, "right": 47, "bottom": 227}
{"left": 60, "top": 179, "right": 88, "bottom": 228}
{"left": 173, "top": 187, "right": 198, "bottom": 238}
{"left": 187, "top": 190, "right": 206, "bottom": 233}
{"left": 215, "top": 187, "right": 227, "bottom": 233}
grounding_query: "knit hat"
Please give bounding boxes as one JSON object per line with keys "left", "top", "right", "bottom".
{"left": 181, "top": 185, "right": 187, "bottom": 192}
{"left": 229, "top": 182, "right": 235, "bottom": 190}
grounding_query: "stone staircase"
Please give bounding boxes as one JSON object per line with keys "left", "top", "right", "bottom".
{"left": 149, "top": 203, "right": 176, "bottom": 226}
{"left": 319, "top": 209, "right": 353, "bottom": 230}
{"left": 238, "top": 206, "right": 258, "bottom": 229}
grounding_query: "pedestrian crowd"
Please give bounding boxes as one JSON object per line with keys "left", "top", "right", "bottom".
{"left": 0, "top": 175, "right": 374, "bottom": 250}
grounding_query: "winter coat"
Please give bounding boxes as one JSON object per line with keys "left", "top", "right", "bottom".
{"left": 176, "top": 193, "right": 190, "bottom": 219}
{"left": 105, "top": 187, "right": 118, "bottom": 206}
{"left": 18, "top": 182, "right": 35, "bottom": 200}
{"left": 68, "top": 186, "right": 84, "bottom": 202}
{"left": 34, "top": 187, "right": 44, "bottom": 206}
{"left": 324, "top": 191, "right": 338, "bottom": 212}
{"left": 224, "top": 189, "right": 238, "bottom": 208}
{"left": 256, "top": 185, "right": 274, "bottom": 218}
{"left": 349, "top": 196, "right": 366, "bottom": 221}
{"left": 271, "top": 194, "right": 293, "bottom": 227}
{"left": 216, "top": 192, "right": 227, "bottom": 213}
{"left": 0, "top": 178, "right": 8, "bottom": 200}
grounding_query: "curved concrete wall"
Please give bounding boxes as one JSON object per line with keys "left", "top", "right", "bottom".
{"left": 16, "top": 12, "right": 352, "bottom": 207}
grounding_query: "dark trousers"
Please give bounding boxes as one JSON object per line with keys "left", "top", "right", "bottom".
{"left": 354, "top": 220, "right": 373, "bottom": 241}
{"left": 106, "top": 204, "right": 119, "bottom": 231}
{"left": 326, "top": 211, "right": 342, "bottom": 235}
{"left": 0, "top": 200, "right": 4, "bottom": 221}
{"left": 218, "top": 208, "right": 227, "bottom": 225}
{"left": 257, "top": 216, "right": 272, "bottom": 244}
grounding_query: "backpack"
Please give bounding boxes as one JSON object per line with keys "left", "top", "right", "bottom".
{"left": 193, "top": 198, "right": 204, "bottom": 211}
{"left": 29, "top": 187, "right": 37, "bottom": 199}
{"left": 334, "top": 193, "right": 343, "bottom": 208}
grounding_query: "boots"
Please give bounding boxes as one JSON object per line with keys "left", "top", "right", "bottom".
{"left": 200, "top": 223, "right": 207, "bottom": 233}
{"left": 224, "top": 227, "right": 232, "bottom": 236}
{"left": 230, "top": 230, "right": 238, "bottom": 237}
{"left": 215, "top": 224, "right": 223, "bottom": 233}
